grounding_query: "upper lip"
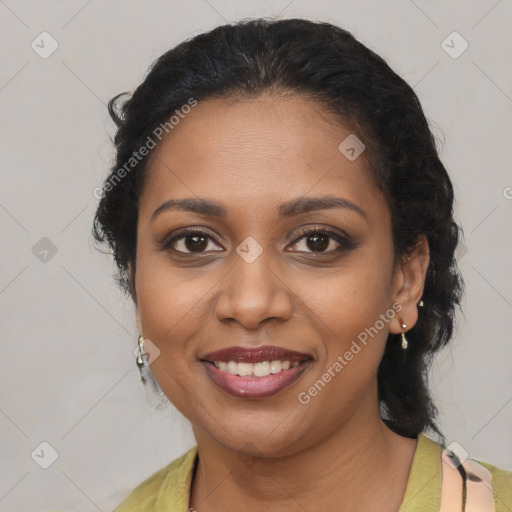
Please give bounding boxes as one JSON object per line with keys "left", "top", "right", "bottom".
{"left": 201, "top": 345, "right": 312, "bottom": 364}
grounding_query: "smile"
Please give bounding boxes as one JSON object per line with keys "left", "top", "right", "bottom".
{"left": 200, "top": 345, "right": 312, "bottom": 398}
{"left": 212, "top": 359, "right": 300, "bottom": 376}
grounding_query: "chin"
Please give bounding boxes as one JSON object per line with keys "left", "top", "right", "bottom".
{"left": 198, "top": 410, "right": 313, "bottom": 459}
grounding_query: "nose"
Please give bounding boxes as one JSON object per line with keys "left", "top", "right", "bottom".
{"left": 214, "top": 249, "right": 293, "bottom": 330}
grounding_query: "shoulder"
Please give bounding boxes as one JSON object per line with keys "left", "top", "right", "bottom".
{"left": 399, "top": 433, "right": 512, "bottom": 511}
{"left": 427, "top": 433, "right": 512, "bottom": 511}
{"left": 474, "top": 458, "right": 512, "bottom": 511}
{"left": 114, "top": 445, "right": 198, "bottom": 512}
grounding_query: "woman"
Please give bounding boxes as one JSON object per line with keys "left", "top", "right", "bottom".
{"left": 92, "top": 18, "right": 512, "bottom": 512}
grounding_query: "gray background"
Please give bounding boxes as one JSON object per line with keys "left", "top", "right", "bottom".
{"left": 0, "top": 0, "right": 511, "bottom": 510}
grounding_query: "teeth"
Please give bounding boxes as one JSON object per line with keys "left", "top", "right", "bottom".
{"left": 253, "top": 361, "right": 270, "bottom": 377}
{"left": 227, "top": 361, "right": 238, "bottom": 375}
{"left": 237, "top": 362, "right": 253, "bottom": 377}
{"left": 270, "top": 360, "right": 282, "bottom": 374}
{"left": 213, "top": 360, "right": 301, "bottom": 377}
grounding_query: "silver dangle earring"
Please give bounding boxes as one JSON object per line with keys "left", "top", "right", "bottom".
{"left": 135, "top": 335, "right": 165, "bottom": 407}
{"left": 136, "top": 335, "right": 152, "bottom": 384}
{"left": 136, "top": 335, "right": 148, "bottom": 368}
{"left": 400, "top": 322, "right": 408, "bottom": 350}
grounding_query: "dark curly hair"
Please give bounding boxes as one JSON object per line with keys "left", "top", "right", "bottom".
{"left": 92, "top": 17, "right": 464, "bottom": 445}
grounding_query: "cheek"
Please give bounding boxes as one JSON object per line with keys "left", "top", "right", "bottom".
{"left": 136, "top": 235, "right": 219, "bottom": 309}
{"left": 314, "top": 249, "right": 394, "bottom": 321}
{"left": 134, "top": 255, "right": 208, "bottom": 414}
{"left": 309, "top": 245, "right": 395, "bottom": 374}
{"left": 136, "top": 249, "right": 212, "bottom": 368}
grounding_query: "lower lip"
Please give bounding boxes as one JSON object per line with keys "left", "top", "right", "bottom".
{"left": 202, "top": 361, "right": 311, "bottom": 398}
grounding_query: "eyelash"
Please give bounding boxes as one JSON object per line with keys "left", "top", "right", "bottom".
{"left": 159, "top": 226, "right": 355, "bottom": 256}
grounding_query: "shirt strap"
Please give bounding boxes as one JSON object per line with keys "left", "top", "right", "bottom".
{"left": 440, "top": 448, "right": 494, "bottom": 512}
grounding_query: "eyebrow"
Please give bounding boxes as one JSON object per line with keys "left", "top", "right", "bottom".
{"left": 150, "top": 195, "right": 367, "bottom": 223}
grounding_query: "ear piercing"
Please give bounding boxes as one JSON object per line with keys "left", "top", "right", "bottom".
{"left": 398, "top": 299, "right": 424, "bottom": 349}
{"left": 399, "top": 322, "right": 408, "bottom": 350}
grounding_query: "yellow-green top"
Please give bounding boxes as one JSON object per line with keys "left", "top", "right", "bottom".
{"left": 114, "top": 433, "right": 512, "bottom": 512}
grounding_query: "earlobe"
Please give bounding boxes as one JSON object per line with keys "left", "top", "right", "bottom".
{"left": 135, "top": 308, "right": 142, "bottom": 334}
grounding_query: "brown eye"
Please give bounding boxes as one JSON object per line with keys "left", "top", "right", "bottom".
{"left": 288, "top": 227, "right": 350, "bottom": 254}
{"left": 165, "top": 230, "right": 224, "bottom": 254}
{"left": 304, "top": 232, "right": 330, "bottom": 252}
{"left": 181, "top": 233, "right": 209, "bottom": 252}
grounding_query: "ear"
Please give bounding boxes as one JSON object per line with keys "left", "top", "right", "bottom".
{"left": 389, "top": 235, "right": 429, "bottom": 334}
{"left": 135, "top": 307, "right": 142, "bottom": 334}
{"left": 127, "top": 262, "right": 140, "bottom": 330}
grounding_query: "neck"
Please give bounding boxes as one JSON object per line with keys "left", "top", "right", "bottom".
{"left": 189, "top": 388, "right": 418, "bottom": 512}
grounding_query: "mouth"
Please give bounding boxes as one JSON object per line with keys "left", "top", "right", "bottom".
{"left": 200, "top": 345, "right": 313, "bottom": 398}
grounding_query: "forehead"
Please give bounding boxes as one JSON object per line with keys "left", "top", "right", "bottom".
{"left": 139, "top": 94, "right": 387, "bottom": 224}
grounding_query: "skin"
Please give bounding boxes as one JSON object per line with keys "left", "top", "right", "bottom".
{"left": 128, "top": 93, "right": 429, "bottom": 512}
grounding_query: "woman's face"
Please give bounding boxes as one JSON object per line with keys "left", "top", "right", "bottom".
{"left": 132, "top": 93, "right": 425, "bottom": 457}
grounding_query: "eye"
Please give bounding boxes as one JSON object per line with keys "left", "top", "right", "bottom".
{"left": 160, "top": 226, "right": 355, "bottom": 256}
{"left": 287, "top": 226, "right": 351, "bottom": 254}
{"left": 163, "top": 229, "right": 224, "bottom": 254}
